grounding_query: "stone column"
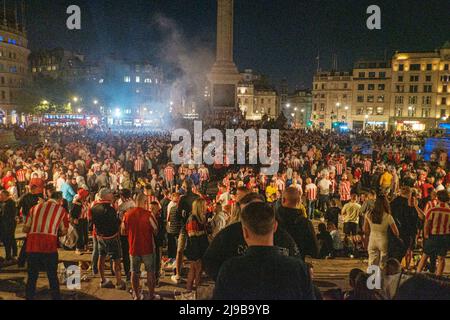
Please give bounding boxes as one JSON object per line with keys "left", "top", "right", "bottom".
{"left": 216, "top": 0, "right": 234, "bottom": 63}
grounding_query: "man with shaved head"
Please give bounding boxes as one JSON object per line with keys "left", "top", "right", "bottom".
{"left": 203, "top": 192, "right": 300, "bottom": 281}
{"left": 276, "top": 187, "right": 319, "bottom": 260}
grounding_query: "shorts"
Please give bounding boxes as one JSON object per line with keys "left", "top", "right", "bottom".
{"left": 424, "top": 235, "right": 450, "bottom": 257}
{"left": 177, "top": 230, "right": 187, "bottom": 253}
{"left": 97, "top": 236, "right": 122, "bottom": 260}
{"left": 344, "top": 222, "right": 358, "bottom": 236}
{"left": 130, "top": 254, "right": 156, "bottom": 273}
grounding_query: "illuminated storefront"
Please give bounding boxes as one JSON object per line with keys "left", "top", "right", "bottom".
{"left": 395, "top": 120, "right": 426, "bottom": 132}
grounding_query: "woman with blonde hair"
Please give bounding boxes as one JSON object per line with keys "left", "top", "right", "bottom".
{"left": 184, "top": 198, "right": 209, "bottom": 292}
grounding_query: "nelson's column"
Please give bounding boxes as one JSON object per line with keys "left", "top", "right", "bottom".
{"left": 207, "top": 0, "right": 241, "bottom": 110}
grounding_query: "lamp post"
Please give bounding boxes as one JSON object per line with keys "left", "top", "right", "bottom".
{"left": 336, "top": 102, "right": 341, "bottom": 123}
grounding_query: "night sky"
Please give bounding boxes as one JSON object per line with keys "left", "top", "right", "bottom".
{"left": 26, "top": 0, "right": 450, "bottom": 90}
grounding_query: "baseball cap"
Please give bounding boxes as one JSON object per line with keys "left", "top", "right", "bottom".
{"left": 77, "top": 189, "right": 89, "bottom": 200}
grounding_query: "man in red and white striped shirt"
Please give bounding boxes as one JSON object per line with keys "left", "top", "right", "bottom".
{"left": 305, "top": 178, "right": 317, "bottom": 220}
{"left": 417, "top": 190, "right": 450, "bottom": 276}
{"left": 164, "top": 164, "right": 175, "bottom": 190}
{"left": 362, "top": 157, "right": 372, "bottom": 188}
{"left": 23, "top": 191, "right": 68, "bottom": 300}
{"left": 133, "top": 156, "right": 145, "bottom": 180}
{"left": 339, "top": 174, "right": 352, "bottom": 205}
{"left": 15, "top": 166, "right": 27, "bottom": 197}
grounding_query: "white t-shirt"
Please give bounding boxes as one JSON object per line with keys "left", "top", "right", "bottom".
{"left": 318, "top": 179, "right": 332, "bottom": 195}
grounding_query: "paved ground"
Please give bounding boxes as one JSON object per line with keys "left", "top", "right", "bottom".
{"left": 0, "top": 248, "right": 369, "bottom": 300}
{"left": 0, "top": 223, "right": 448, "bottom": 300}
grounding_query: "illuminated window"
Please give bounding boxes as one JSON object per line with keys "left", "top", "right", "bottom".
{"left": 422, "top": 108, "right": 430, "bottom": 117}
{"left": 144, "top": 78, "right": 151, "bottom": 83}
{"left": 136, "top": 76, "right": 140, "bottom": 83}
{"left": 376, "top": 107, "right": 384, "bottom": 115}
{"left": 395, "top": 106, "right": 403, "bottom": 117}
{"left": 367, "top": 96, "right": 374, "bottom": 103}
{"left": 32, "top": 67, "right": 36, "bottom": 72}
{"left": 124, "top": 76, "right": 131, "bottom": 83}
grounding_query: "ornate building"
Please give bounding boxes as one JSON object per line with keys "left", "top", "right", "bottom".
{"left": 389, "top": 42, "right": 450, "bottom": 131}
{"left": 0, "top": 0, "right": 30, "bottom": 124}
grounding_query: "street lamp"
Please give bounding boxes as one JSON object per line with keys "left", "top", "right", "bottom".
{"left": 72, "top": 96, "right": 79, "bottom": 103}
{"left": 93, "top": 100, "right": 98, "bottom": 105}
{"left": 77, "top": 108, "right": 82, "bottom": 113}
{"left": 286, "top": 103, "right": 291, "bottom": 108}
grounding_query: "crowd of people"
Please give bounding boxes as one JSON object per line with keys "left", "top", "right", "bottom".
{"left": 0, "top": 122, "right": 449, "bottom": 300}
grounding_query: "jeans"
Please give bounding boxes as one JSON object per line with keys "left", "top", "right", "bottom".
{"left": 120, "top": 236, "right": 130, "bottom": 280}
{"left": 74, "top": 219, "right": 89, "bottom": 250}
{"left": 368, "top": 235, "right": 388, "bottom": 268}
{"left": 26, "top": 252, "right": 60, "bottom": 300}
{"left": 1, "top": 224, "right": 17, "bottom": 260}
{"left": 92, "top": 237, "right": 99, "bottom": 274}
{"left": 307, "top": 200, "right": 317, "bottom": 220}
{"left": 167, "top": 233, "right": 178, "bottom": 259}
{"left": 318, "top": 194, "right": 330, "bottom": 213}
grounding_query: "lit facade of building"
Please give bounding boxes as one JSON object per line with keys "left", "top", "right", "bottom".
{"left": 102, "top": 60, "right": 167, "bottom": 125}
{"left": 30, "top": 48, "right": 102, "bottom": 83}
{"left": 286, "top": 90, "right": 312, "bottom": 127}
{"left": 390, "top": 43, "right": 450, "bottom": 131}
{"left": 352, "top": 60, "right": 391, "bottom": 131}
{"left": 312, "top": 71, "right": 352, "bottom": 129}
{"left": 0, "top": 1, "right": 30, "bottom": 124}
{"left": 237, "top": 70, "right": 278, "bottom": 121}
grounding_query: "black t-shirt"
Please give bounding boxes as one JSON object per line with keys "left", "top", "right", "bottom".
{"left": 90, "top": 203, "right": 120, "bottom": 237}
{"left": 18, "top": 193, "right": 39, "bottom": 218}
{"left": 203, "top": 221, "right": 300, "bottom": 281}
{"left": 325, "top": 207, "right": 340, "bottom": 227}
{"left": 213, "top": 246, "right": 315, "bottom": 300}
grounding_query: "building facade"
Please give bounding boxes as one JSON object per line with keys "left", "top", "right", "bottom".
{"left": 390, "top": 43, "right": 450, "bottom": 131}
{"left": 0, "top": 1, "right": 30, "bottom": 124}
{"left": 352, "top": 60, "right": 391, "bottom": 130}
{"left": 312, "top": 71, "right": 353, "bottom": 129}
{"left": 237, "top": 69, "right": 278, "bottom": 121}
{"left": 29, "top": 48, "right": 102, "bottom": 83}
{"left": 286, "top": 90, "right": 312, "bottom": 127}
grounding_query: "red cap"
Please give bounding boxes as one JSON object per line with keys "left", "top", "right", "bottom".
{"left": 77, "top": 189, "right": 89, "bottom": 200}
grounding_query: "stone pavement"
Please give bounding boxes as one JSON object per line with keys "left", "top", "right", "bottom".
{"left": 0, "top": 223, "right": 448, "bottom": 300}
